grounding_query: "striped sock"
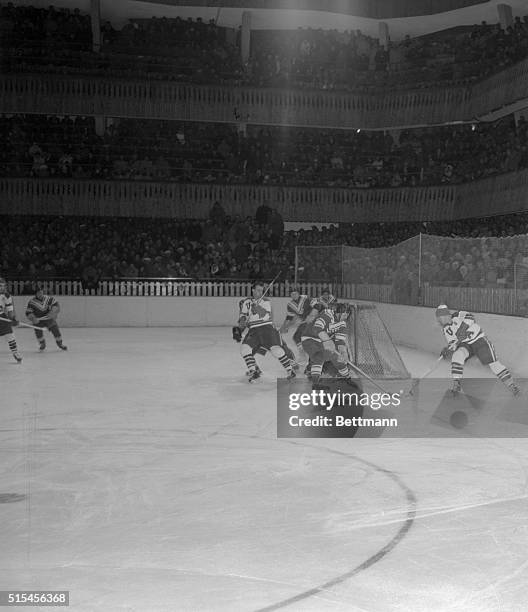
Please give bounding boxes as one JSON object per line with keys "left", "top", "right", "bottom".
{"left": 311, "top": 364, "right": 323, "bottom": 382}
{"left": 497, "top": 368, "right": 513, "bottom": 384}
{"left": 243, "top": 354, "right": 257, "bottom": 372}
{"left": 451, "top": 363, "right": 464, "bottom": 379}
{"left": 278, "top": 354, "right": 291, "bottom": 372}
{"left": 8, "top": 339, "right": 18, "bottom": 354}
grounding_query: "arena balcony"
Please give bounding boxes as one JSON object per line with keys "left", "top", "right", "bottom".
{"left": 1, "top": 169, "right": 528, "bottom": 223}
{"left": 1, "top": 56, "right": 527, "bottom": 129}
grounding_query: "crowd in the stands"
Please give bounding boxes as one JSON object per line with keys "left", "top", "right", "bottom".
{"left": 2, "top": 114, "right": 527, "bottom": 187}
{"left": 1, "top": 3, "right": 528, "bottom": 90}
{"left": 2, "top": 208, "right": 528, "bottom": 302}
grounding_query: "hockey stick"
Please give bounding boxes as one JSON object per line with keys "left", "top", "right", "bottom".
{"left": 256, "top": 270, "right": 283, "bottom": 304}
{"left": 406, "top": 355, "right": 444, "bottom": 396}
{"left": 346, "top": 360, "right": 391, "bottom": 394}
{"left": 0, "top": 316, "right": 43, "bottom": 331}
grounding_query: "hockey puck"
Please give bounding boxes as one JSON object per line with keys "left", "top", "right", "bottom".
{"left": 449, "top": 410, "right": 468, "bottom": 429}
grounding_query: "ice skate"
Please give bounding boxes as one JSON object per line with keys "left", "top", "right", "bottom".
{"left": 449, "top": 380, "right": 462, "bottom": 395}
{"left": 247, "top": 368, "right": 262, "bottom": 383}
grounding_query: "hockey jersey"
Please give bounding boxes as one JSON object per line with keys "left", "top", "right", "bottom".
{"left": 286, "top": 294, "right": 317, "bottom": 322}
{"left": 0, "top": 293, "right": 14, "bottom": 317}
{"left": 442, "top": 310, "right": 485, "bottom": 348}
{"left": 302, "top": 310, "right": 347, "bottom": 343}
{"left": 26, "top": 294, "right": 58, "bottom": 320}
{"left": 239, "top": 297, "right": 273, "bottom": 329}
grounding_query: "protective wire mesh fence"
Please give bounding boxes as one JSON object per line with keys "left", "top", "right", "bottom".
{"left": 296, "top": 233, "right": 528, "bottom": 315}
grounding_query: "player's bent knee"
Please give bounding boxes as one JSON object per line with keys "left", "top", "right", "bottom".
{"left": 489, "top": 360, "right": 506, "bottom": 375}
{"left": 240, "top": 344, "right": 253, "bottom": 357}
{"left": 270, "top": 345, "right": 285, "bottom": 359}
{"left": 452, "top": 347, "right": 468, "bottom": 363}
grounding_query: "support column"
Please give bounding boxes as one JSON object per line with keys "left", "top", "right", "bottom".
{"left": 497, "top": 4, "right": 513, "bottom": 30}
{"left": 90, "top": 0, "right": 101, "bottom": 52}
{"left": 241, "top": 11, "right": 251, "bottom": 64}
{"left": 94, "top": 116, "right": 105, "bottom": 137}
{"left": 379, "top": 22, "right": 389, "bottom": 50}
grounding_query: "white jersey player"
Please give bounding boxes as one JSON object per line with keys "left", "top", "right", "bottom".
{"left": 436, "top": 304, "right": 519, "bottom": 395}
{"left": 238, "top": 281, "right": 295, "bottom": 382}
{"left": 0, "top": 278, "right": 22, "bottom": 363}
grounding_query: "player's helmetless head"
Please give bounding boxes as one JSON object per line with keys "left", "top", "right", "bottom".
{"left": 435, "top": 304, "right": 452, "bottom": 326}
{"left": 252, "top": 282, "right": 264, "bottom": 299}
{"left": 289, "top": 285, "right": 300, "bottom": 300}
{"left": 35, "top": 284, "right": 44, "bottom": 298}
{"left": 320, "top": 290, "right": 335, "bottom": 305}
{"left": 0, "top": 278, "right": 6, "bottom": 294}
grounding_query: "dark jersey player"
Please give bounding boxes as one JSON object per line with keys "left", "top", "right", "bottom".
{"left": 26, "top": 285, "right": 68, "bottom": 351}
{"left": 279, "top": 286, "right": 318, "bottom": 357}
{"left": 301, "top": 302, "right": 354, "bottom": 388}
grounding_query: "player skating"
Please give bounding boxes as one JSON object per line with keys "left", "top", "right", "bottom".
{"left": 238, "top": 281, "right": 296, "bottom": 382}
{"left": 25, "top": 284, "right": 68, "bottom": 351}
{"left": 301, "top": 301, "right": 355, "bottom": 389}
{"left": 0, "top": 277, "right": 22, "bottom": 363}
{"left": 233, "top": 299, "right": 298, "bottom": 379}
{"left": 436, "top": 304, "right": 520, "bottom": 395}
{"left": 279, "top": 286, "right": 318, "bottom": 363}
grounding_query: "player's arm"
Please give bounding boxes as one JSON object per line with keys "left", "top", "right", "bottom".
{"left": 279, "top": 311, "right": 295, "bottom": 334}
{"left": 48, "top": 300, "right": 60, "bottom": 320}
{"left": 26, "top": 303, "right": 40, "bottom": 324}
{"left": 314, "top": 316, "right": 335, "bottom": 351}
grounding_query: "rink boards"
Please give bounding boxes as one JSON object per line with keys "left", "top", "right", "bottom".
{"left": 11, "top": 295, "right": 528, "bottom": 376}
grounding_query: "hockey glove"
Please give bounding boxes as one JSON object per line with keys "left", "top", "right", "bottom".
{"left": 440, "top": 346, "right": 454, "bottom": 360}
{"left": 232, "top": 326, "right": 243, "bottom": 343}
{"left": 11, "top": 318, "right": 19, "bottom": 327}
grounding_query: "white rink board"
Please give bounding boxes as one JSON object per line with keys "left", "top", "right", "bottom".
{"left": 11, "top": 296, "right": 528, "bottom": 374}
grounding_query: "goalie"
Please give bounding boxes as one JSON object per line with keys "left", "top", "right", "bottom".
{"left": 436, "top": 304, "right": 519, "bottom": 395}
{"left": 26, "top": 284, "right": 68, "bottom": 351}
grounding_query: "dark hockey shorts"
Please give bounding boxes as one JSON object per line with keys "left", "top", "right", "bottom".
{"left": 292, "top": 322, "right": 307, "bottom": 345}
{"left": 243, "top": 325, "right": 282, "bottom": 351}
{"left": 459, "top": 337, "right": 497, "bottom": 365}
{"left": 0, "top": 319, "right": 13, "bottom": 336}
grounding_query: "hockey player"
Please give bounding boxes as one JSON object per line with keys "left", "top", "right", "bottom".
{"left": 238, "top": 281, "right": 296, "bottom": 382}
{"left": 0, "top": 277, "right": 22, "bottom": 363}
{"left": 436, "top": 304, "right": 519, "bottom": 395}
{"left": 25, "top": 284, "right": 68, "bottom": 351}
{"left": 316, "top": 287, "right": 336, "bottom": 309}
{"left": 321, "top": 302, "right": 354, "bottom": 377}
{"left": 301, "top": 301, "right": 354, "bottom": 389}
{"left": 279, "top": 286, "right": 318, "bottom": 361}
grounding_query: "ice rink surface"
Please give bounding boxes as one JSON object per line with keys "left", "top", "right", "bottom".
{"left": 1, "top": 327, "right": 528, "bottom": 612}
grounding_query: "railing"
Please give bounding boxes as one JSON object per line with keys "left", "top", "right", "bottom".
{"left": 9, "top": 278, "right": 527, "bottom": 316}
{"left": 2, "top": 58, "right": 528, "bottom": 128}
{"left": 0, "top": 72, "right": 473, "bottom": 130}
{"left": 2, "top": 171, "right": 528, "bottom": 221}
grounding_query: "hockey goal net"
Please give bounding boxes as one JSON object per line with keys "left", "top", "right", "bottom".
{"left": 346, "top": 302, "right": 410, "bottom": 380}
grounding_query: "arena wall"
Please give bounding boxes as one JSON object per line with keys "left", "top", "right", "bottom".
{"left": 12, "top": 296, "right": 528, "bottom": 374}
